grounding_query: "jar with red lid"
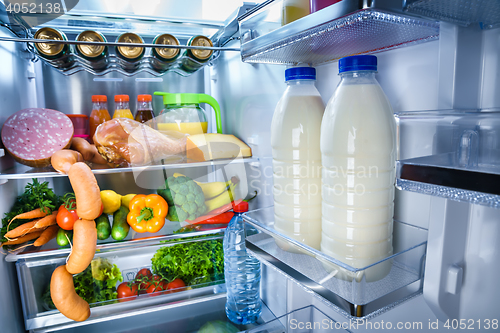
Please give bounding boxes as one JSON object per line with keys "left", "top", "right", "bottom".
{"left": 89, "top": 95, "right": 111, "bottom": 143}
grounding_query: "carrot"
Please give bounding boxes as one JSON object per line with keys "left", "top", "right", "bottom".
{"left": 5, "top": 221, "right": 39, "bottom": 239}
{"left": 33, "top": 211, "right": 58, "bottom": 229}
{"left": 1, "top": 230, "right": 44, "bottom": 247}
{"left": 9, "top": 208, "right": 48, "bottom": 223}
{"left": 34, "top": 225, "right": 59, "bottom": 247}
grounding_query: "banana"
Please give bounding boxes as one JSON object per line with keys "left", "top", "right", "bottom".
{"left": 173, "top": 172, "right": 235, "bottom": 199}
{"left": 205, "top": 183, "right": 238, "bottom": 212}
{"left": 198, "top": 181, "right": 232, "bottom": 200}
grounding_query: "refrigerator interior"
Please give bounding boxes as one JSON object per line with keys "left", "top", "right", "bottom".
{"left": 0, "top": 0, "right": 499, "bottom": 332}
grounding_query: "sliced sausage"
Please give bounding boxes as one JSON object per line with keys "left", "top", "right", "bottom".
{"left": 1, "top": 108, "right": 74, "bottom": 167}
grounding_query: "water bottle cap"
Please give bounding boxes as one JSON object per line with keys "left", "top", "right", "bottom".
{"left": 233, "top": 201, "right": 249, "bottom": 213}
{"left": 339, "top": 55, "right": 377, "bottom": 73}
{"left": 285, "top": 67, "right": 316, "bottom": 81}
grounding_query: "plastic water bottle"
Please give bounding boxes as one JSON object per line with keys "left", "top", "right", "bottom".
{"left": 224, "top": 201, "right": 262, "bottom": 325}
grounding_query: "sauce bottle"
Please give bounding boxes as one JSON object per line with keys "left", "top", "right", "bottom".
{"left": 135, "top": 94, "right": 155, "bottom": 124}
{"left": 113, "top": 95, "right": 134, "bottom": 120}
{"left": 271, "top": 67, "right": 324, "bottom": 252}
{"left": 89, "top": 95, "right": 111, "bottom": 143}
{"left": 320, "top": 55, "right": 396, "bottom": 282}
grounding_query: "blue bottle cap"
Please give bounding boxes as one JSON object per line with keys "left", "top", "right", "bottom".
{"left": 285, "top": 67, "right": 316, "bottom": 81}
{"left": 339, "top": 55, "right": 377, "bottom": 73}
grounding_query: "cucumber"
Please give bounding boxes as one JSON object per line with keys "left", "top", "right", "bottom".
{"left": 56, "top": 228, "right": 72, "bottom": 247}
{"left": 96, "top": 214, "right": 111, "bottom": 240}
{"left": 111, "top": 206, "right": 130, "bottom": 241}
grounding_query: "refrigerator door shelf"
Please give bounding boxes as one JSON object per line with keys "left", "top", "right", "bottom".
{"left": 244, "top": 206, "right": 428, "bottom": 318}
{"left": 239, "top": 0, "right": 440, "bottom": 66}
{"left": 396, "top": 109, "right": 500, "bottom": 206}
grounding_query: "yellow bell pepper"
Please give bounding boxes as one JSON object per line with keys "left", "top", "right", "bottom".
{"left": 127, "top": 194, "right": 168, "bottom": 233}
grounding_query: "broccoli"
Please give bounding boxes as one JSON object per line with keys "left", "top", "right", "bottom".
{"left": 158, "top": 176, "right": 207, "bottom": 222}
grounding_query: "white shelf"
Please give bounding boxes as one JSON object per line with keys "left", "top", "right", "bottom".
{"left": 0, "top": 157, "right": 259, "bottom": 180}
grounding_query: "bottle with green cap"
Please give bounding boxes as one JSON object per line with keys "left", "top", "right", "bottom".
{"left": 153, "top": 92, "right": 222, "bottom": 135}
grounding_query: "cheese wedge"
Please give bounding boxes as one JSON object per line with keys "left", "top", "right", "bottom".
{"left": 186, "top": 134, "right": 252, "bottom": 162}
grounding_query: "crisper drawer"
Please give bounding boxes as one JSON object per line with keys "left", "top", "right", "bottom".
{"left": 16, "top": 232, "right": 353, "bottom": 333}
{"left": 16, "top": 235, "right": 227, "bottom": 332}
{"left": 244, "top": 207, "right": 427, "bottom": 318}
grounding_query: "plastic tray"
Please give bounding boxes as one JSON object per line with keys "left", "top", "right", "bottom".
{"left": 243, "top": 207, "right": 427, "bottom": 318}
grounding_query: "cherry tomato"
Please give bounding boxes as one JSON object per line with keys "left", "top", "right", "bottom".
{"left": 135, "top": 268, "right": 153, "bottom": 291}
{"left": 56, "top": 204, "right": 79, "bottom": 230}
{"left": 146, "top": 275, "right": 168, "bottom": 294}
{"left": 117, "top": 282, "right": 138, "bottom": 301}
{"left": 167, "top": 278, "right": 186, "bottom": 292}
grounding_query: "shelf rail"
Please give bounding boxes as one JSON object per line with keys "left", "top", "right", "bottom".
{"left": 0, "top": 36, "right": 241, "bottom": 51}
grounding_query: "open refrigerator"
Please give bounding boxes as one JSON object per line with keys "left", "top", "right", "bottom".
{"left": 0, "top": 0, "right": 499, "bottom": 332}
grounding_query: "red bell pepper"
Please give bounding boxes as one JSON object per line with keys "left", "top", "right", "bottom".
{"left": 186, "top": 211, "right": 234, "bottom": 225}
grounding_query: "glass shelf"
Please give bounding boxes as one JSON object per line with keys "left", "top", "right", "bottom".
{"left": 396, "top": 179, "right": 500, "bottom": 208}
{"left": 397, "top": 154, "right": 500, "bottom": 195}
{"left": 0, "top": 157, "right": 259, "bottom": 180}
{"left": 395, "top": 109, "right": 500, "bottom": 206}
{"left": 404, "top": 0, "right": 500, "bottom": 30}
{"left": 5, "top": 228, "right": 226, "bottom": 263}
{"left": 238, "top": 0, "right": 439, "bottom": 66}
{"left": 244, "top": 207, "right": 428, "bottom": 318}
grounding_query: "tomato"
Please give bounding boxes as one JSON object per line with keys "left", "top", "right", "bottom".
{"left": 167, "top": 278, "right": 186, "bottom": 292}
{"left": 146, "top": 275, "right": 168, "bottom": 294}
{"left": 135, "top": 268, "right": 153, "bottom": 291}
{"left": 56, "top": 204, "right": 79, "bottom": 230}
{"left": 117, "top": 282, "right": 138, "bottom": 301}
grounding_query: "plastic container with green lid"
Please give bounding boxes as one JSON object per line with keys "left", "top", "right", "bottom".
{"left": 154, "top": 92, "right": 222, "bottom": 135}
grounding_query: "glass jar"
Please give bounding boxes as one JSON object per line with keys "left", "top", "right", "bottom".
{"left": 154, "top": 92, "right": 222, "bottom": 135}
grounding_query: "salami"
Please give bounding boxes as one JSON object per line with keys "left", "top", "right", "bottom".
{"left": 1, "top": 108, "right": 74, "bottom": 167}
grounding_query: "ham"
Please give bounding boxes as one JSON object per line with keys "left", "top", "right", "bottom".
{"left": 1, "top": 108, "right": 74, "bottom": 167}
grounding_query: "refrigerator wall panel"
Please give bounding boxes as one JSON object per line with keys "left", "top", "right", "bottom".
{"left": 0, "top": 26, "right": 38, "bottom": 333}
{"left": 480, "top": 28, "right": 500, "bottom": 109}
{"left": 315, "top": 40, "right": 441, "bottom": 113}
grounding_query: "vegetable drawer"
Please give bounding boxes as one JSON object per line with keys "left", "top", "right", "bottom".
{"left": 15, "top": 235, "right": 225, "bottom": 331}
